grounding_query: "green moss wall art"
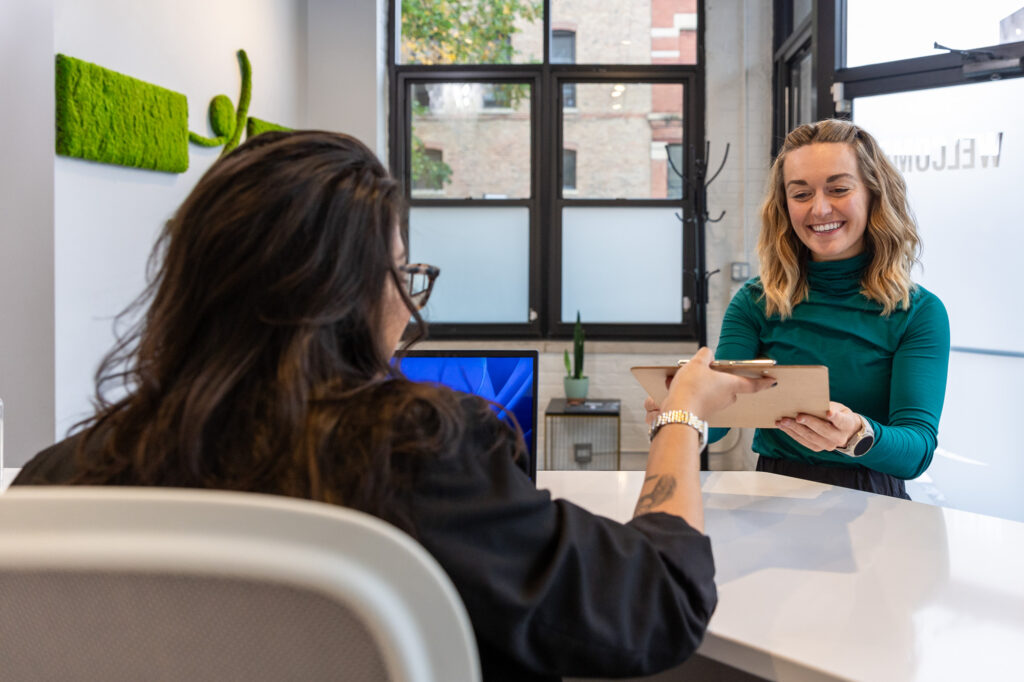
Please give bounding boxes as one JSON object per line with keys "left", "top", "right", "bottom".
{"left": 55, "top": 54, "right": 189, "bottom": 172}
{"left": 55, "top": 49, "right": 292, "bottom": 174}
{"left": 247, "top": 117, "right": 292, "bottom": 138}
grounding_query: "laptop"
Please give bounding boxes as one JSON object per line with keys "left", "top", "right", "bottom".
{"left": 395, "top": 349, "right": 539, "bottom": 481}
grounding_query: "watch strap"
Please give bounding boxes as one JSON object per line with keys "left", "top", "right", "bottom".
{"left": 649, "top": 410, "right": 708, "bottom": 449}
{"left": 836, "top": 414, "right": 874, "bottom": 457}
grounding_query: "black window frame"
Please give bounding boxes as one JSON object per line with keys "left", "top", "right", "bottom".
{"left": 774, "top": 0, "right": 1024, "bottom": 142}
{"left": 772, "top": 0, "right": 839, "bottom": 153}
{"left": 388, "top": 0, "right": 706, "bottom": 341}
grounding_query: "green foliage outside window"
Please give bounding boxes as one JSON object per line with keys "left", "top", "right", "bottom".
{"left": 410, "top": 134, "right": 451, "bottom": 190}
{"left": 403, "top": 0, "right": 541, "bottom": 191}
{"left": 401, "top": 0, "right": 540, "bottom": 65}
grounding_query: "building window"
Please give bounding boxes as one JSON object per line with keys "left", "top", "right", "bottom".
{"left": 411, "top": 147, "right": 445, "bottom": 192}
{"left": 563, "top": 149, "right": 577, "bottom": 191}
{"left": 482, "top": 83, "right": 514, "bottom": 109}
{"left": 552, "top": 30, "right": 577, "bottom": 108}
{"left": 412, "top": 83, "right": 431, "bottom": 109}
{"left": 391, "top": 1, "right": 703, "bottom": 340}
{"left": 666, "top": 143, "right": 683, "bottom": 199}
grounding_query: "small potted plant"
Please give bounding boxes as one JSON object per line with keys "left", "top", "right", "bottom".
{"left": 563, "top": 311, "right": 588, "bottom": 405}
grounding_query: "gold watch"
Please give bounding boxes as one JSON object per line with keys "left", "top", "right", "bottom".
{"left": 648, "top": 410, "right": 708, "bottom": 449}
{"left": 836, "top": 414, "right": 875, "bottom": 457}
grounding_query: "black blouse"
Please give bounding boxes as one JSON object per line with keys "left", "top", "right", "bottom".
{"left": 14, "top": 396, "right": 717, "bottom": 681}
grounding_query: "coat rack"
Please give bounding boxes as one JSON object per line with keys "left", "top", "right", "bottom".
{"left": 666, "top": 141, "right": 729, "bottom": 348}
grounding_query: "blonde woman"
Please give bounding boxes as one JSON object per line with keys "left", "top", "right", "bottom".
{"left": 714, "top": 119, "right": 950, "bottom": 498}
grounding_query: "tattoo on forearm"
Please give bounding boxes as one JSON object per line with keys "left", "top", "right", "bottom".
{"left": 635, "top": 474, "right": 677, "bottom": 514}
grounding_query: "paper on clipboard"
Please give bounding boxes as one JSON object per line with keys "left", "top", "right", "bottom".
{"left": 630, "top": 364, "right": 830, "bottom": 428}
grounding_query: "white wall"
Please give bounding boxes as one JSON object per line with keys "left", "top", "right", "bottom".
{"left": 1, "top": 0, "right": 392, "bottom": 466}
{"left": 702, "top": 0, "right": 773, "bottom": 469}
{"left": 52, "top": 0, "right": 309, "bottom": 443}
{"left": 0, "top": 0, "right": 56, "bottom": 468}
{"left": 307, "top": 0, "right": 389, "bottom": 158}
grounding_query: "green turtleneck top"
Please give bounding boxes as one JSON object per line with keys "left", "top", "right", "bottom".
{"left": 711, "top": 252, "right": 950, "bottom": 479}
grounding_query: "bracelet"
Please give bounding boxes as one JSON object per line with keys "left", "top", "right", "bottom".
{"left": 648, "top": 409, "right": 708, "bottom": 450}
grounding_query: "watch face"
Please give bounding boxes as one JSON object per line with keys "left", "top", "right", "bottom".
{"left": 854, "top": 435, "right": 874, "bottom": 456}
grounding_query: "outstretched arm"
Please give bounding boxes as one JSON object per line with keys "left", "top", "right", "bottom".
{"left": 636, "top": 347, "right": 776, "bottom": 530}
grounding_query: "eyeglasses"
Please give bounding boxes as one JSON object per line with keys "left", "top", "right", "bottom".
{"left": 397, "top": 263, "right": 440, "bottom": 310}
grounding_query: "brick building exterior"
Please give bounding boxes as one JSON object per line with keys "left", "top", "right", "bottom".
{"left": 411, "top": 0, "right": 698, "bottom": 200}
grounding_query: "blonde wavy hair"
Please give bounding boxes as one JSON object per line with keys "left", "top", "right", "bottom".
{"left": 758, "top": 119, "right": 919, "bottom": 318}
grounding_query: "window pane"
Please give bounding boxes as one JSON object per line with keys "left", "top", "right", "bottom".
{"left": 562, "top": 149, "right": 577, "bottom": 190}
{"left": 400, "top": 0, "right": 542, "bottom": 65}
{"left": 409, "top": 206, "right": 530, "bottom": 323}
{"left": 561, "top": 82, "right": 577, "bottom": 108}
{"left": 561, "top": 82, "right": 684, "bottom": 198}
{"left": 846, "top": 0, "right": 1024, "bottom": 68}
{"left": 666, "top": 143, "right": 683, "bottom": 199}
{"left": 788, "top": 49, "right": 814, "bottom": 130}
{"left": 853, "top": 76, "right": 1024, "bottom": 354}
{"left": 791, "top": 0, "right": 812, "bottom": 29}
{"left": 551, "top": 29, "right": 575, "bottom": 63}
{"left": 552, "top": 0, "right": 698, "bottom": 64}
{"left": 410, "top": 81, "right": 531, "bottom": 199}
{"left": 562, "top": 207, "right": 682, "bottom": 323}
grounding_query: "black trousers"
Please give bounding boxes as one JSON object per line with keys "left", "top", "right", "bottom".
{"left": 756, "top": 455, "right": 911, "bottom": 500}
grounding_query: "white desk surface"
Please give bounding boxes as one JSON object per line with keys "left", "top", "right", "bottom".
{"left": 5, "top": 467, "right": 1022, "bottom": 679}
{"left": 538, "top": 470, "right": 1024, "bottom": 682}
{"left": 1, "top": 468, "right": 17, "bottom": 493}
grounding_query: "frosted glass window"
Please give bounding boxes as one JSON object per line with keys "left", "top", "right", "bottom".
{"left": 409, "top": 207, "right": 530, "bottom": 323}
{"left": 562, "top": 207, "right": 682, "bottom": 323}
{"left": 846, "top": 1, "right": 1024, "bottom": 68}
{"left": 853, "top": 76, "right": 1024, "bottom": 353}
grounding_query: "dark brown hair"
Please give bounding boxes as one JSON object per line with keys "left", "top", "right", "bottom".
{"left": 70, "top": 131, "right": 518, "bottom": 530}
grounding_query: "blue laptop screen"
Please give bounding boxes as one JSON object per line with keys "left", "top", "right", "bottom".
{"left": 395, "top": 351, "right": 538, "bottom": 479}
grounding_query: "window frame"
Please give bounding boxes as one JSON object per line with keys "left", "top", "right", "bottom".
{"left": 772, "top": 0, "right": 839, "bottom": 153}
{"left": 774, "top": 0, "right": 1024, "bottom": 134}
{"left": 388, "top": 0, "right": 706, "bottom": 341}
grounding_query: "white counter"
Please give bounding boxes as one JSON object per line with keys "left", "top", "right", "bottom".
{"left": 0, "top": 468, "right": 17, "bottom": 492}
{"left": 538, "top": 470, "right": 1024, "bottom": 681}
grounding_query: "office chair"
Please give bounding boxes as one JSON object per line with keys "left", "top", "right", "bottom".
{"left": 0, "top": 487, "right": 480, "bottom": 681}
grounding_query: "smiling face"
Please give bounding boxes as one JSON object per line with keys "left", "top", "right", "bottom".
{"left": 783, "top": 142, "right": 871, "bottom": 262}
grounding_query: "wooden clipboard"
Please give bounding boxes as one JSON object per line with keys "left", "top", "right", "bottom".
{"left": 630, "top": 364, "right": 830, "bottom": 428}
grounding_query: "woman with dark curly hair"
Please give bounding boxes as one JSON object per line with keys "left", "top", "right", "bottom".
{"left": 15, "top": 130, "right": 772, "bottom": 681}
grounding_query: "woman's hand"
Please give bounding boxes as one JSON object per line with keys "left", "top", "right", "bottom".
{"left": 776, "top": 401, "right": 862, "bottom": 452}
{"left": 645, "top": 347, "right": 776, "bottom": 423}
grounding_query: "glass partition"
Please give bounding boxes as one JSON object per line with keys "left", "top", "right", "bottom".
{"left": 854, "top": 76, "right": 1024, "bottom": 354}
{"left": 855, "top": 76, "right": 1024, "bottom": 524}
